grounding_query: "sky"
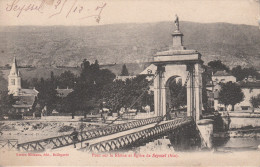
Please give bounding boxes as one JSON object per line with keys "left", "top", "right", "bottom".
{"left": 0, "top": 0, "right": 259, "bottom": 26}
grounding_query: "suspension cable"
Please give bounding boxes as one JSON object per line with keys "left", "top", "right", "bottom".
{"left": 108, "top": 67, "right": 191, "bottom": 126}
{"left": 107, "top": 71, "right": 159, "bottom": 125}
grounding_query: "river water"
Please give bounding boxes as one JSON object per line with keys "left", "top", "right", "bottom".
{"left": 132, "top": 135, "right": 260, "bottom": 153}
{"left": 213, "top": 137, "right": 260, "bottom": 151}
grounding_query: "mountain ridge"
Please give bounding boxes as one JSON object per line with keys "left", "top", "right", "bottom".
{"left": 0, "top": 21, "right": 259, "bottom": 69}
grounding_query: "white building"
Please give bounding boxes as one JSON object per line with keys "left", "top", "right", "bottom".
{"left": 212, "top": 70, "right": 236, "bottom": 84}
{"left": 212, "top": 70, "right": 260, "bottom": 111}
{"left": 8, "top": 57, "right": 38, "bottom": 113}
{"left": 114, "top": 75, "right": 136, "bottom": 81}
{"left": 234, "top": 81, "right": 260, "bottom": 111}
{"left": 8, "top": 57, "right": 22, "bottom": 96}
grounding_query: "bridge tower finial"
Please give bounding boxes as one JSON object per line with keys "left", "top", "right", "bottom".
{"left": 174, "top": 14, "right": 180, "bottom": 32}
{"left": 172, "top": 14, "right": 184, "bottom": 50}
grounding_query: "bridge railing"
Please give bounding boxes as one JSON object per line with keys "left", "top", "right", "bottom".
{"left": 0, "top": 139, "right": 18, "bottom": 150}
{"left": 17, "top": 116, "right": 162, "bottom": 152}
{"left": 85, "top": 117, "right": 193, "bottom": 153}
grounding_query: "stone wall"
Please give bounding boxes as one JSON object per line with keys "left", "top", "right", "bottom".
{"left": 219, "top": 111, "right": 260, "bottom": 129}
{"left": 229, "top": 117, "right": 260, "bottom": 129}
{"left": 41, "top": 116, "right": 82, "bottom": 121}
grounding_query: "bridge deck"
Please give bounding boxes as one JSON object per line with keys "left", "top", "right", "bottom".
{"left": 15, "top": 117, "right": 192, "bottom": 152}
{"left": 17, "top": 117, "right": 162, "bottom": 151}
{"left": 80, "top": 117, "right": 193, "bottom": 152}
{"left": 57, "top": 120, "right": 169, "bottom": 150}
{"left": 87, "top": 122, "right": 162, "bottom": 145}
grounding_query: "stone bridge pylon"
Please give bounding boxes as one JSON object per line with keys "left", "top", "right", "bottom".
{"left": 153, "top": 15, "right": 203, "bottom": 121}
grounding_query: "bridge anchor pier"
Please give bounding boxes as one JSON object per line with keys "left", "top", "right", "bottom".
{"left": 197, "top": 119, "right": 214, "bottom": 149}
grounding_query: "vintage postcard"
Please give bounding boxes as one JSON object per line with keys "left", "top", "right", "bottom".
{"left": 0, "top": 0, "right": 260, "bottom": 166}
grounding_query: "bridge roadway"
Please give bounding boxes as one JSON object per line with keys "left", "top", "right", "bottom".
{"left": 79, "top": 117, "right": 193, "bottom": 152}
{"left": 17, "top": 117, "right": 162, "bottom": 151}
{"left": 58, "top": 120, "right": 165, "bottom": 150}
{"left": 17, "top": 117, "right": 193, "bottom": 152}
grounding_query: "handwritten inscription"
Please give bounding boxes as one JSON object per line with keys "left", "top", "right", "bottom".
{"left": 5, "top": 0, "right": 107, "bottom": 23}
{"left": 6, "top": 0, "right": 45, "bottom": 17}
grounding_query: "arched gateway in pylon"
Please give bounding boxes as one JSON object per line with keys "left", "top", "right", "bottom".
{"left": 153, "top": 15, "right": 203, "bottom": 121}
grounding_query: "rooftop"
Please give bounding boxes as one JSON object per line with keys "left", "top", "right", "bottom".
{"left": 56, "top": 88, "right": 74, "bottom": 98}
{"left": 13, "top": 96, "right": 36, "bottom": 108}
{"left": 213, "top": 70, "right": 233, "bottom": 77}
{"left": 155, "top": 49, "right": 199, "bottom": 56}
{"left": 18, "top": 89, "right": 39, "bottom": 96}
{"left": 114, "top": 76, "right": 136, "bottom": 81}
{"left": 139, "top": 64, "right": 157, "bottom": 75}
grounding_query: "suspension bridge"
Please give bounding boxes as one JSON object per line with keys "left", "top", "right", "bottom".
{"left": 2, "top": 68, "right": 203, "bottom": 153}
{"left": 1, "top": 16, "right": 214, "bottom": 152}
{"left": 12, "top": 117, "right": 194, "bottom": 152}
{"left": 2, "top": 70, "right": 199, "bottom": 153}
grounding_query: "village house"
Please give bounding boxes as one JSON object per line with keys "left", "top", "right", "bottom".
{"left": 210, "top": 70, "right": 236, "bottom": 111}
{"left": 235, "top": 81, "right": 260, "bottom": 111}
{"left": 212, "top": 70, "right": 237, "bottom": 84}
{"left": 211, "top": 70, "right": 260, "bottom": 111}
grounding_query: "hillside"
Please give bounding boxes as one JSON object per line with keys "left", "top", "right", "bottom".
{"left": 0, "top": 22, "right": 259, "bottom": 70}
{"left": 0, "top": 62, "right": 150, "bottom": 82}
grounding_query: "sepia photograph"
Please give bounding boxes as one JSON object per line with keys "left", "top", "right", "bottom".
{"left": 0, "top": 0, "right": 260, "bottom": 166}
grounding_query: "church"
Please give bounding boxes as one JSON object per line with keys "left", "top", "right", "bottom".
{"left": 8, "top": 57, "right": 38, "bottom": 113}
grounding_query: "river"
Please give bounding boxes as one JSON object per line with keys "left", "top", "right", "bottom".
{"left": 213, "top": 137, "right": 260, "bottom": 151}
{"left": 132, "top": 134, "right": 260, "bottom": 153}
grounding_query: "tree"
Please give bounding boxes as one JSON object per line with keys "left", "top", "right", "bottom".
{"left": 102, "top": 75, "right": 151, "bottom": 113}
{"left": 219, "top": 81, "right": 244, "bottom": 111}
{"left": 57, "top": 59, "right": 115, "bottom": 118}
{"left": 250, "top": 94, "right": 260, "bottom": 113}
{"left": 4, "top": 64, "right": 11, "bottom": 69}
{"left": 17, "top": 59, "right": 115, "bottom": 118}
{"left": 231, "top": 66, "right": 259, "bottom": 81}
{"left": 21, "top": 78, "right": 33, "bottom": 89}
{"left": 59, "top": 88, "right": 91, "bottom": 118}
{"left": 120, "top": 64, "right": 129, "bottom": 76}
{"left": 202, "top": 66, "right": 211, "bottom": 112}
{"left": 208, "top": 60, "right": 229, "bottom": 73}
{"left": 0, "top": 91, "right": 16, "bottom": 117}
{"left": 50, "top": 71, "right": 55, "bottom": 82}
{"left": 231, "top": 65, "right": 244, "bottom": 81}
{"left": 57, "top": 70, "right": 76, "bottom": 89}
{"left": 36, "top": 77, "right": 59, "bottom": 114}
{"left": 169, "top": 79, "right": 187, "bottom": 110}
{"left": 80, "top": 59, "right": 91, "bottom": 82}
{"left": 0, "top": 70, "right": 8, "bottom": 92}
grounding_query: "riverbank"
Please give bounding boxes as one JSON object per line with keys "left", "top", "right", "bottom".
{"left": 0, "top": 120, "right": 106, "bottom": 143}
{"left": 214, "top": 127, "right": 260, "bottom": 138}
{"left": 218, "top": 111, "right": 260, "bottom": 130}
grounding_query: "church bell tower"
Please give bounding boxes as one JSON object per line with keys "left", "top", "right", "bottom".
{"left": 8, "top": 57, "right": 21, "bottom": 96}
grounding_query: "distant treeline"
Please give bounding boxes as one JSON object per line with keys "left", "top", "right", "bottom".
{"left": 56, "top": 66, "right": 79, "bottom": 68}
{"left": 99, "top": 63, "right": 117, "bottom": 68}
{"left": 0, "top": 65, "right": 35, "bottom": 69}
{"left": 56, "top": 63, "right": 117, "bottom": 69}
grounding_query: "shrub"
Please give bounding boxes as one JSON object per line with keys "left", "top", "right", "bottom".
{"left": 58, "top": 125, "right": 74, "bottom": 132}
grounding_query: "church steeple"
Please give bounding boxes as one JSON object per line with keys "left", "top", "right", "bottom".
{"left": 10, "top": 57, "right": 19, "bottom": 76}
{"left": 8, "top": 57, "right": 21, "bottom": 96}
